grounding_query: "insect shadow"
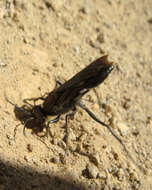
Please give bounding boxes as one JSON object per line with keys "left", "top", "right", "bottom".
{"left": 5, "top": 56, "right": 124, "bottom": 151}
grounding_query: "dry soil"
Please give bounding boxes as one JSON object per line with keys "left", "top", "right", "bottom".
{"left": 0, "top": 0, "right": 152, "bottom": 190}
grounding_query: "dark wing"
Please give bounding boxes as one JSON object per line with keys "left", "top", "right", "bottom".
{"left": 56, "top": 55, "right": 114, "bottom": 93}
{"left": 43, "top": 56, "right": 114, "bottom": 115}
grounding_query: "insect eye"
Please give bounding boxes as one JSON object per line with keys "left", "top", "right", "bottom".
{"left": 107, "top": 65, "right": 114, "bottom": 73}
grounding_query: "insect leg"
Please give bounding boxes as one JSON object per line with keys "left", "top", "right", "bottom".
{"left": 14, "top": 123, "right": 22, "bottom": 140}
{"left": 23, "top": 96, "right": 46, "bottom": 106}
{"left": 23, "top": 79, "right": 63, "bottom": 106}
{"left": 78, "top": 102, "right": 145, "bottom": 172}
{"left": 64, "top": 109, "right": 76, "bottom": 154}
{"left": 23, "top": 117, "right": 35, "bottom": 136}
{"left": 78, "top": 101, "right": 123, "bottom": 144}
{"left": 46, "top": 115, "right": 61, "bottom": 137}
{"left": 47, "top": 115, "right": 60, "bottom": 125}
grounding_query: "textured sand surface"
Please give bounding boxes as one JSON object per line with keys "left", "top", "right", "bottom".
{"left": 0, "top": 0, "right": 152, "bottom": 189}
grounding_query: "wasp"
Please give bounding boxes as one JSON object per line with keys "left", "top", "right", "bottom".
{"left": 6, "top": 55, "right": 123, "bottom": 147}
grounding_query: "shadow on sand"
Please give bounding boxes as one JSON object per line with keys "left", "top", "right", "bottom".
{"left": 0, "top": 158, "right": 89, "bottom": 190}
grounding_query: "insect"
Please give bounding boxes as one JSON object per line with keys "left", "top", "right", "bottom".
{"left": 6, "top": 55, "right": 123, "bottom": 148}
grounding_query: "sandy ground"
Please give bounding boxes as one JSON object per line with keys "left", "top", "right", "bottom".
{"left": 0, "top": 0, "right": 152, "bottom": 189}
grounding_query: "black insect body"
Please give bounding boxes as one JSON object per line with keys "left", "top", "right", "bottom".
{"left": 7, "top": 56, "right": 123, "bottom": 147}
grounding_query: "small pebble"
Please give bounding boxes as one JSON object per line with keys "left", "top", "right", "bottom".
{"left": 69, "top": 131, "right": 76, "bottom": 141}
{"left": 80, "top": 6, "right": 90, "bottom": 14}
{"left": 123, "top": 99, "right": 131, "bottom": 110}
{"left": 24, "top": 155, "right": 30, "bottom": 162}
{"left": 87, "top": 164, "right": 99, "bottom": 179}
{"left": 102, "top": 103, "right": 112, "bottom": 116}
{"left": 72, "top": 46, "right": 80, "bottom": 54}
{"left": 98, "top": 170, "right": 107, "bottom": 179}
{"left": 50, "top": 156, "right": 60, "bottom": 164}
{"left": 132, "top": 128, "right": 139, "bottom": 136}
{"left": 116, "top": 168, "right": 125, "bottom": 181}
{"left": 117, "top": 121, "right": 129, "bottom": 136}
{"left": 27, "top": 144, "right": 33, "bottom": 152}
{"left": 89, "top": 152, "right": 101, "bottom": 165}
{"left": 0, "top": 62, "right": 7, "bottom": 67}
{"left": 97, "top": 32, "right": 104, "bottom": 43}
{"left": 45, "top": 0, "right": 65, "bottom": 11}
{"left": 108, "top": 167, "right": 113, "bottom": 173}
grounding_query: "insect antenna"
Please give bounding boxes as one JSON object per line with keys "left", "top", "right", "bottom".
{"left": 5, "top": 95, "right": 31, "bottom": 114}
